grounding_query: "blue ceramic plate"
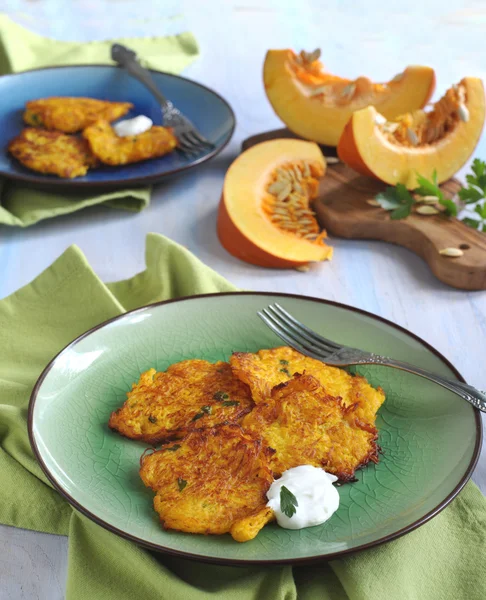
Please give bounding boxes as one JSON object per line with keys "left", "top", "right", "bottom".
{"left": 0, "top": 65, "right": 235, "bottom": 188}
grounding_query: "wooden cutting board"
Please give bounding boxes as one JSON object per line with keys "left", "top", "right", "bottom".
{"left": 242, "top": 128, "right": 486, "bottom": 291}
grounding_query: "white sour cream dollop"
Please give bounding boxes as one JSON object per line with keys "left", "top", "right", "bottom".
{"left": 113, "top": 115, "right": 153, "bottom": 137}
{"left": 266, "top": 465, "right": 340, "bottom": 530}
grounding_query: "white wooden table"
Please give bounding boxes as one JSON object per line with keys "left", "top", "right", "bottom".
{"left": 1, "top": 1, "right": 485, "bottom": 597}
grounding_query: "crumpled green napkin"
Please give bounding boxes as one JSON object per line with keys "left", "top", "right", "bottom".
{"left": 0, "top": 232, "right": 485, "bottom": 600}
{"left": 0, "top": 15, "right": 199, "bottom": 227}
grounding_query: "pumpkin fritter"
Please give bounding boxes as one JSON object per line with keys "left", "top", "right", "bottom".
{"left": 83, "top": 119, "right": 177, "bottom": 165}
{"left": 139, "top": 425, "right": 275, "bottom": 541}
{"left": 231, "top": 346, "right": 385, "bottom": 426}
{"left": 8, "top": 127, "right": 97, "bottom": 179}
{"left": 23, "top": 97, "right": 133, "bottom": 133}
{"left": 108, "top": 360, "right": 254, "bottom": 444}
{"left": 241, "top": 374, "right": 379, "bottom": 481}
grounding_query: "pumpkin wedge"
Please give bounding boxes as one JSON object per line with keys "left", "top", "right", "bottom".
{"left": 337, "top": 77, "right": 485, "bottom": 189}
{"left": 263, "top": 49, "right": 435, "bottom": 147}
{"left": 217, "top": 139, "right": 332, "bottom": 268}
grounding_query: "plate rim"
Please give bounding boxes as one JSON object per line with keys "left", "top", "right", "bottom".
{"left": 28, "top": 291, "right": 483, "bottom": 566}
{"left": 0, "top": 64, "right": 236, "bottom": 188}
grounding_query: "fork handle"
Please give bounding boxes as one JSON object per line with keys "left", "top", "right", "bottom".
{"left": 111, "top": 43, "right": 171, "bottom": 110}
{"left": 368, "top": 355, "right": 486, "bottom": 412}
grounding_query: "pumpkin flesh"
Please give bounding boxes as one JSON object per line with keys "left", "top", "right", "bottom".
{"left": 337, "top": 77, "right": 485, "bottom": 188}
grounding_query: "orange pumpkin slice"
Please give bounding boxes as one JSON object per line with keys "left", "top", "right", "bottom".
{"left": 217, "top": 139, "right": 332, "bottom": 268}
{"left": 337, "top": 77, "right": 485, "bottom": 189}
{"left": 263, "top": 49, "right": 435, "bottom": 147}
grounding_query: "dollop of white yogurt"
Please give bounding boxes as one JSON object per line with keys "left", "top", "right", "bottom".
{"left": 113, "top": 115, "right": 153, "bottom": 137}
{"left": 266, "top": 465, "right": 339, "bottom": 530}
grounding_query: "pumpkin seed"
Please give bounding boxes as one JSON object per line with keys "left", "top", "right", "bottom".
{"left": 384, "top": 122, "right": 399, "bottom": 133}
{"left": 417, "top": 195, "right": 439, "bottom": 204}
{"left": 273, "top": 207, "right": 290, "bottom": 216}
{"left": 340, "top": 83, "right": 356, "bottom": 99}
{"left": 293, "top": 165, "right": 302, "bottom": 180}
{"left": 302, "top": 162, "right": 311, "bottom": 178}
{"left": 374, "top": 113, "right": 387, "bottom": 126}
{"left": 457, "top": 103, "right": 469, "bottom": 122}
{"left": 268, "top": 180, "right": 287, "bottom": 194}
{"left": 407, "top": 128, "right": 419, "bottom": 146}
{"left": 391, "top": 72, "right": 404, "bottom": 83}
{"left": 277, "top": 168, "right": 291, "bottom": 181}
{"left": 295, "top": 264, "right": 310, "bottom": 272}
{"left": 325, "top": 156, "right": 339, "bottom": 164}
{"left": 277, "top": 183, "right": 292, "bottom": 201}
{"left": 439, "top": 247, "right": 464, "bottom": 257}
{"left": 366, "top": 199, "right": 381, "bottom": 207}
{"left": 416, "top": 205, "right": 440, "bottom": 215}
{"left": 292, "top": 182, "right": 304, "bottom": 194}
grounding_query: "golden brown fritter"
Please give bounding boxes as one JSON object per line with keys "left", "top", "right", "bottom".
{"left": 23, "top": 97, "right": 133, "bottom": 133}
{"left": 241, "top": 374, "right": 379, "bottom": 481}
{"left": 231, "top": 346, "right": 385, "bottom": 426}
{"left": 139, "top": 425, "right": 275, "bottom": 541}
{"left": 108, "top": 360, "right": 254, "bottom": 444}
{"left": 8, "top": 127, "right": 97, "bottom": 178}
{"left": 83, "top": 119, "right": 177, "bottom": 165}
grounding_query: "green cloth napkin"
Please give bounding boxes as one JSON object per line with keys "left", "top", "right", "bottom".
{"left": 1, "top": 232, "right": 485, "bottom": 600}
{"left": 0, "top": 15, "right": 199, "bottom": 227}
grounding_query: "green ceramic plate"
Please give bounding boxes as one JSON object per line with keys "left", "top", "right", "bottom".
{"left": 29, "top": 292, "right": 481, "bottom": 565}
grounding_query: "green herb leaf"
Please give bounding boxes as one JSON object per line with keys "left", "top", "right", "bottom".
{"left": 440, "top": 197, "right": 458, "bottom": 217}
{"left": 279, "top": 359, "right": 289, "bottom": 365}
{"left": 222, "top": 400, "right": 240, "bottom": 407}
{"left": 279, "top": 368, "right": 290, "bottom": 375}
{"left": 164, "top": 444, "right": 181, "bottom": 452}
{"left": 375, "top": 184, "right": 415, "bottom": 219}
{"left": 390, "top": 204, "right": 413, "bottom": 220}
{"left": 459, "top": 186, "right": 483, "bottom": 204}
{"left": 472, "top": 158, "right": 486, "bottom": 181}
{"left": 280, "top": 485, "right": 298, "bottom": 518}
{"left": 177, "top": 477, "right": 187, "bottom": 492}
{"left": 375, "top": 187, "right": 402, "bottom": 210}
{"left": 213, "top": 391, "right": 229, "bottom": 401}
{"left": 415, "top": 170, "right": 445, "bottom": 202}
{"left": 148, "top": 415, "right": 157, "bottom": 424}
{"left": 192, "top": 406, "right": 212, "bottom": 421}
{"left": 462, "top": 217, "right": 481, "bottom": 229}
{"left": 457, "top": 159, "right": 486, "bottom": 230}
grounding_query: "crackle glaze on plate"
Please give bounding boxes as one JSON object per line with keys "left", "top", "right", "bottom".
{"left": 29, "top": 293, "right": 481, "bottom": 565}
{"left": 0, "top": 65, "right": 235, "bottom": 188}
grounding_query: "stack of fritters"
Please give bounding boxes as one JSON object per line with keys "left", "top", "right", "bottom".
{"left": 8, "top": 97, "right": 177, "bottom": 178}
{"left": 109, "top": 346, "right": 385, "bottom": 541}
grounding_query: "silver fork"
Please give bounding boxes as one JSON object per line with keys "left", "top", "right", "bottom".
{"left": 258, "top": 302, "right": 486, "bottom": 413}
{"left": 111, "top": 44, "right": 215, "bottom": 157}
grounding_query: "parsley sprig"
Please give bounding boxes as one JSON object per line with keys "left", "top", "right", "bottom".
{"left": 375, "top": 183, "right": 415, "bottom": 219}
{"left": 280, "top": 485, "right": 298, "bottom": 519}
{"left": 373, "top": 161, "right": 486, "bottom": 231}
{"left": 375, "top": 170, "right": 457, "bottom": 219}
{"left": 458, "top": 159, "right": 486, "bottom": 231}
